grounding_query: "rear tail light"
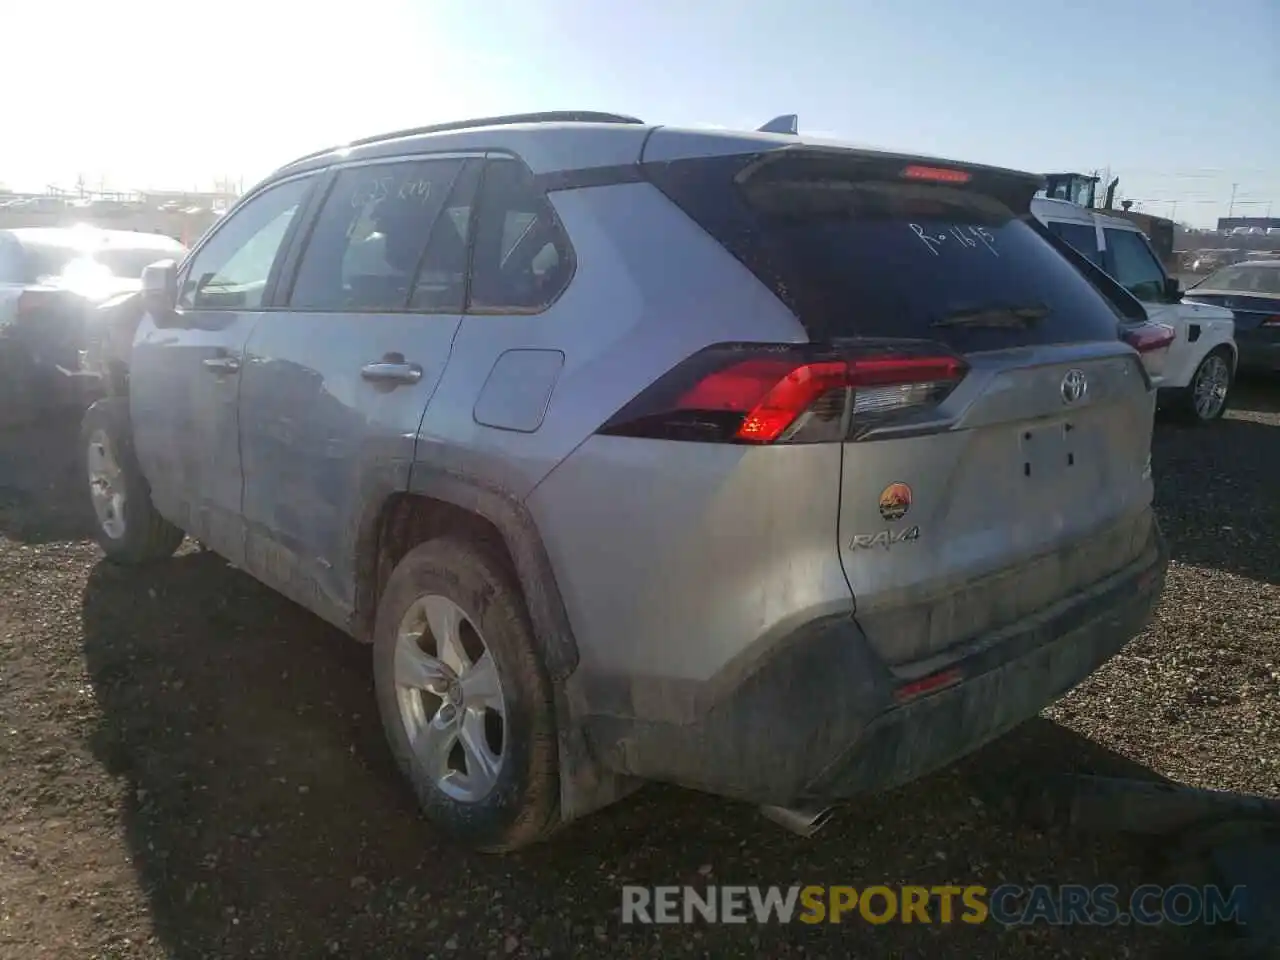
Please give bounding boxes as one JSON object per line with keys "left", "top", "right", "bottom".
{"left": 1122, "top": 323, "right": 1176, "bottom": 353}
{"left": 598, "top": 344, "right": 968, "bottom": 444}
{"left": 1262, "top": 315, "right": 1280, "bottom": 328}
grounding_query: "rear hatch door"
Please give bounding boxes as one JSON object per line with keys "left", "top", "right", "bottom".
{"left": 646, "top": 144, "right": 1158, "bottom": 668}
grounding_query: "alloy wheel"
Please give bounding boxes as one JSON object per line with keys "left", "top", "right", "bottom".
{"left": 393, "top": 594, "right": 507, "bottom": 803}
{"left": 87, "top": 430, "right": 127, "bottom": 540}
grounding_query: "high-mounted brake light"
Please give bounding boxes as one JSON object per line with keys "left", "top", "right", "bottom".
{"left": 901, "top": 165, "right": 972, "bottom": 185}
{"left": 599, "top": 345, "right": 968, "bottom": 445}
{"left": 1122, "top": 323, "right": 1176, "bottom": 354}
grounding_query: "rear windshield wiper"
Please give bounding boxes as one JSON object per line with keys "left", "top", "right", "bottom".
{"left": 931, "top": 303, "right": 1051, "bottom": 329}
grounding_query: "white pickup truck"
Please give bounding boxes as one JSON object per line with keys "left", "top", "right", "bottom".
{"left": 1032, "top": 198, "right": 1237, "bottom": 424}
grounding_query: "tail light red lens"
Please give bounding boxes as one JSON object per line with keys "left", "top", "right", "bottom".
{"left": 1122, "top": 323, "right": 1176, "bottom": 354}
{"left": 598, "top": 344, "right": 968, "bottom": 444}
{"left": 900, "top": 164, "right": 972, "bottom": 185}
{"left": 1262, "top": 315, "right": 1280, "bottom": 328}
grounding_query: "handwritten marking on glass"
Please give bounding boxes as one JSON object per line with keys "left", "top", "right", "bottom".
{"left": 351, "top": 177, "right": 392, "bottom": 209}
{"left": 398, "top": 179, "right": 432, "bottom": 202}
{"left": 909, "top": 223, "right": 999, "bottom": 257}
{"left": 350, "top": 176, "right": 434, "bottom": 209}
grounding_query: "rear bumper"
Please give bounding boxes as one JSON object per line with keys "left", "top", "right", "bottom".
{"left": 579, "top": 517, "right": 1168, "bottom": 807}
{"left": 1237, "top": 328, "right": 1280, "bottom": 372}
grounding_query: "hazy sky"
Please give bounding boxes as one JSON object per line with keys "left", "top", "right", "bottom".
{"left": 2, "top": 0, "right": 1276, "bottom": 225}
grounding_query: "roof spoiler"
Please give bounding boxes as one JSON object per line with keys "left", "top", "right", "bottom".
{"left": 757, "top": 114, "right": 798, "bottom": 135}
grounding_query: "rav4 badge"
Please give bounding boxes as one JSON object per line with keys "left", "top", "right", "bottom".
{"left": 850, "top": 526, "right": 921, "bottom": 551}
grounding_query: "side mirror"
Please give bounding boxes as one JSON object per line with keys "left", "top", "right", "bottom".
{"left": 1164, "top": 276, "right": 1183, "bottom": 302}
{"left": 141, "top": 259, "right": 179, "bottom": 326}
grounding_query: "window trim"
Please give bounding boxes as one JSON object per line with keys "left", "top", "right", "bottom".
{"left": 175, "top": 170, "right": 321, "bottom": 315}
{"left": 462, "top": 150, "right": 578, "bottom": 317}
{"left": 274, "top": 150, "right": 485, "bottom": 315}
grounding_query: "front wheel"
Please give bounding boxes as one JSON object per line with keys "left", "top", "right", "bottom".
{"left": 81, "top": 398, "right": 185, "bottom": 564}
{"left": 1176, "top": 348, "right": 1233, "bottom": 424}
{"left": 372, "top": 536, "right": 560, "bottom": 852}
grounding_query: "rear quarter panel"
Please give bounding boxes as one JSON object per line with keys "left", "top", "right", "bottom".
{"left": 416, "top": 180, "right": 808, "bottom": 496}
{"left": 418, "top": 181, "right": 851, "bottom": 696}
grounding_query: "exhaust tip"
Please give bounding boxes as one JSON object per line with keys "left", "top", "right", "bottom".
{"left": 760, "top": 804, "right": 836, "bottom": 838}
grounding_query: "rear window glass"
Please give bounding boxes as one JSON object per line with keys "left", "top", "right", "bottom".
{"left": 23, "top": 244, "right": 80, "bottom": 281}
{"left": 23, "top": 241, "right": 182, "bottom": 282}
{"left": 1199, "top": 264, "right": 1280, "bottom": 295}
{"left": 649, "top": 154, "right": 1126, "bottom": 352}
{"left": 93, "top": 245, "right": 183, "bottom": 279}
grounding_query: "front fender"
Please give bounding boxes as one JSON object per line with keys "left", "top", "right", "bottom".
{"left": 86, "top": 290, "right": 146, "bottom": 381}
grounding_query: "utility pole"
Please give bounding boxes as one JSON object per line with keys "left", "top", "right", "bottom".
{"left": 1228, "top": 183, "right": 1238, "bottom": 219}
{"left": 1169, "top": 200, "right": 1178, "bottom": 221}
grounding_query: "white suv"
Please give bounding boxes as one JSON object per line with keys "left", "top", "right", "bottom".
{"left": 1032, "top": 198, "right": 1237, "bottom": 423}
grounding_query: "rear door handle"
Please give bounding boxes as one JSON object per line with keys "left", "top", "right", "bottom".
{"left": 202, "top": 356, "right": 240, "bottom": 374}
{"left": 361, "top": 360, "right": 423, "bottom": 385}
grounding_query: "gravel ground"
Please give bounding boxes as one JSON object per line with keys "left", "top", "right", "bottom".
{"left": 0, "top": 379, "right": 1277, "bottom": 960}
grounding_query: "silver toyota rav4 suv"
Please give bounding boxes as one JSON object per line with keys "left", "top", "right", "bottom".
{"left": 81, "top": 111, "right": 1168, "bottom": 851}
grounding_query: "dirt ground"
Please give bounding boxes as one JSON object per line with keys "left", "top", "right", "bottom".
{"left": 0, "top": 380, "right": 1277, "bottom": 960}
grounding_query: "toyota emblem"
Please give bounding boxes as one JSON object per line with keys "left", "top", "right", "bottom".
{"left": 1061, "top": 369, "right": 1088, "bottom": 404}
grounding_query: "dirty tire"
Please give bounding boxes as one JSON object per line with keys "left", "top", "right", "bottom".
{"left": 373, "top": 536, "right": 559, "bottom": 853}
{"left": 1175, "top": 347, "right": 1233, "bottom": 425}
{"left": 80, "top": 398, "right": 185, "bottom": 564}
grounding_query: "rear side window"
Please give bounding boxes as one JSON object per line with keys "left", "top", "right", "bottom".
{"left": 409, "top": 161, "right": 482, "bottom": 312}
{"left": 1103, "top": 228, "right": 1167, "bottom": 303}
{"left": 467, "top": 158, "right": 573, "bottom": 313}
{"left": 1045, "top": 221, "right": 1101, "bottom": 266}
{"left": 289, "top": 158, "right": 465, "bottom": 312}
{"left": 647, "top": 153, "right": 1127, "bottom": 352}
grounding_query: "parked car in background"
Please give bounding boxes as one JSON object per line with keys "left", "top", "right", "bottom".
{"left": 1185, "top": 260, "right": 1280, "bottom": 374}
{"left": 0, "top": 227, "right": 186, "bottom": 418}
{"left": 1032, "top": 198, "right": 1236, "bottom": 424}
{"left": 80, "top": 111, "right": 1167, "bottom": 851}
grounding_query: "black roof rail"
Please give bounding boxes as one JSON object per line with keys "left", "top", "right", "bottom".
{"left": 277, "top": 111, "right": 645, "bottom": 172}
